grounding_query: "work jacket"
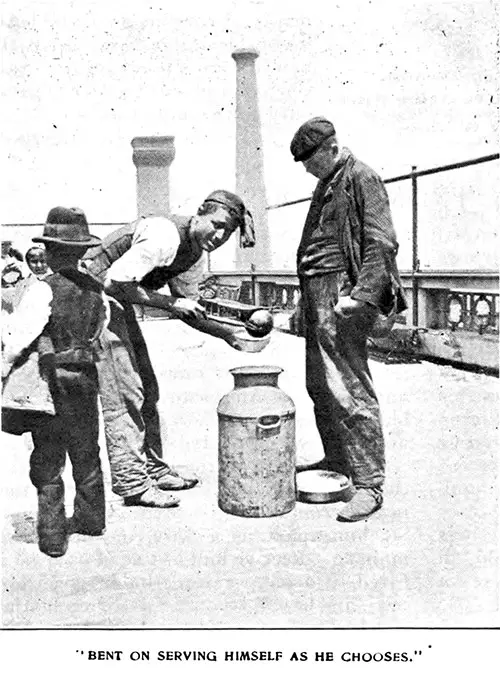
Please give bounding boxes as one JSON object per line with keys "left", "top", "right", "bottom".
{"left": 298, "top": 149, "right": 407, "bottom": 317}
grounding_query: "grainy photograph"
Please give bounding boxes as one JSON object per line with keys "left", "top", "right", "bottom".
{"left": 1, "top": 0, "right": 498, "bottom": 663}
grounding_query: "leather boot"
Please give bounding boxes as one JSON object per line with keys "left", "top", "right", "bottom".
{"left": 37, "top": 483, "right": 68, "bottom": 557}
{"left": 70, "top": 472, "right": 106, "bottom": 536}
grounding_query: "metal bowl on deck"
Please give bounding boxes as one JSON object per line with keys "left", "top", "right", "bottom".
{"left": 233, "top": 330, "right": 271, "bottom": 353}
{"left": 296, "top": 470, "right": 354, "bottom": 504}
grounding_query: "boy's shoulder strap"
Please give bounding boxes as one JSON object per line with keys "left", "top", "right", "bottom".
{"left": 48, "top": 267, "right": 103, "bottom": 293}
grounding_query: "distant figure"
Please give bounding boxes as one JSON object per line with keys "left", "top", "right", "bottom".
{"left": 25, "top": 246, "right": 50, "bottom": 279}
{"left": 1, "top": 241, "right": 25, "bottom": 288}
{"left": 2, "top": 207, "right": 107, "bottom": 557}
{"left": 290, "top": 117, "right": 406, "bottom": 522}
{"left": 2, "top": 247, "right": 49, "bottom": 318}
{"left": 1, "top": 240, "right": 24, "bottom": 265}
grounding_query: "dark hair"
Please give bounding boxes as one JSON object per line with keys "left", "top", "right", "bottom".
{"left": 8, "top": 247, "right": 24, "bottom": 262}
{"left": 26, "top": 246, "right": 47, "bottom": 260}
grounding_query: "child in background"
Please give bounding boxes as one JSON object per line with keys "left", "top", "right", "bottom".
{"left": 25, "top": 246, "right": 50, "bottom": 279}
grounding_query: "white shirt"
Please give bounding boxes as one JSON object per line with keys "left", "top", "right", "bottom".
{"left": 106, "top": 216, "right": 181, "bottom": 284}
{"left": 2, "top": 278, "right": 52, "bottom": 371}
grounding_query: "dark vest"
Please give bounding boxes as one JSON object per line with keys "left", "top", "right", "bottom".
{"left": 44, "top": 268, "right": 104, "bottom": 365}
{"left": 83, "top": 215, "right": 202, "bottom": 291}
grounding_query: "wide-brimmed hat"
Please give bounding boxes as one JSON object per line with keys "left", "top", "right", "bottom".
{"left": 290, "top": 117, "right": 336, "bottom": 162}
{"left": 33, "top": 207, "right": 101, "bottom": 247}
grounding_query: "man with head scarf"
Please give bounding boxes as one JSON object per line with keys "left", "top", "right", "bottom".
{"left": 290, "top": 117, "right": 407, "bottom": 522}
{"left": 82, "top": 189, "right": 255, "bottom": 508}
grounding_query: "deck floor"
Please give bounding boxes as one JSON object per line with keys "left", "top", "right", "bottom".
{"left": 1, "top": 319, "right": 498, "bottom": 628}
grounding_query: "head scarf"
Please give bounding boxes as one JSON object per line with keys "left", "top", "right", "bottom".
{"left": 202, "top": 190, "right": 255, "bottom": 248}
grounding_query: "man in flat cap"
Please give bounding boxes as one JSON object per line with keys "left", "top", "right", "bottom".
{"left": 290, "top": 117, "right": 406, "bottom": 522}
{"left": 82, "top": 190, "right": 255, "bottom": 508}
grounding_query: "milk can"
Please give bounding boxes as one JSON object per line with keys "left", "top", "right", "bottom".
{"left": 217, "top": 365, "right": 296, "bottom": 517}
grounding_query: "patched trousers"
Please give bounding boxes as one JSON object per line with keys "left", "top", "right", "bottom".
{"left": 96, "top": 298, "right": 172, "bottom": 498}
{"left": 301, "top": 273, "right": 385, "bottom": 492}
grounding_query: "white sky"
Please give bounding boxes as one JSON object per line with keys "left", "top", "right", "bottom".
{"left": 1, "top": 0, "right": 499, "bottom": 269}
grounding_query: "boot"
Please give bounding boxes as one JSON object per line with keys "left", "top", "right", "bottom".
{"left": 70, "top": 473, "right": 106, "bottom": 536}
{"left": 37, "top": 483, "right": 68, "bottom": 557}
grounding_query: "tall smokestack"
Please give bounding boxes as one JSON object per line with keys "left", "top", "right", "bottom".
{"left": 231, "top": 48, "right": 270, "bottom": 271}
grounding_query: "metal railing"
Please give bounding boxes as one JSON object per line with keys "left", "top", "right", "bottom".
{"left": 206, "top": 268, "right": 499, "bottom": 336}
{"left": 3, "top": 154, "right": 498, "bottom": 336}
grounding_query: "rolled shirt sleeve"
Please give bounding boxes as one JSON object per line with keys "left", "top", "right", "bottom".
{"left": 107, "top": 216, "right": 181, "bottom": 283}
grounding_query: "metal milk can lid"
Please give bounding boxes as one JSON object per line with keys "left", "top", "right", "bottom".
{"left": 217, "top": 365, "right": 295, "bottom": 418}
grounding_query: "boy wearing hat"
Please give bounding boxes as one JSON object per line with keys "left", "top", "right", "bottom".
{"left": 82, "top": 190, "right": 254, "bottom": 508}
{"left": 290, "top": 118, "right": 406, "bottom": 522}
{"left": 3, "top": 207, "right": 107, "bottom": 557}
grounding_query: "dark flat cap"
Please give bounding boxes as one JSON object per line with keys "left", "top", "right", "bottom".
{"left": 290, "top": 117, "right": 336, "bottom": 162}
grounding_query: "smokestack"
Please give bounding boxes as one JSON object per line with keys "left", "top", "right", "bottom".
{"left": 231, "top": 48, "right": 270, "bottom": 271}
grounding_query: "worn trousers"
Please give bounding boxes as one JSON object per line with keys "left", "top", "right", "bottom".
{"left": 30, "top": 365, "right": 105, "bottom": 532}
{"left": 96, "top": 298, "right": 172, "bottom": 498}
{"left": 301, "top": 273, "right": 385, "bottom": 491}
